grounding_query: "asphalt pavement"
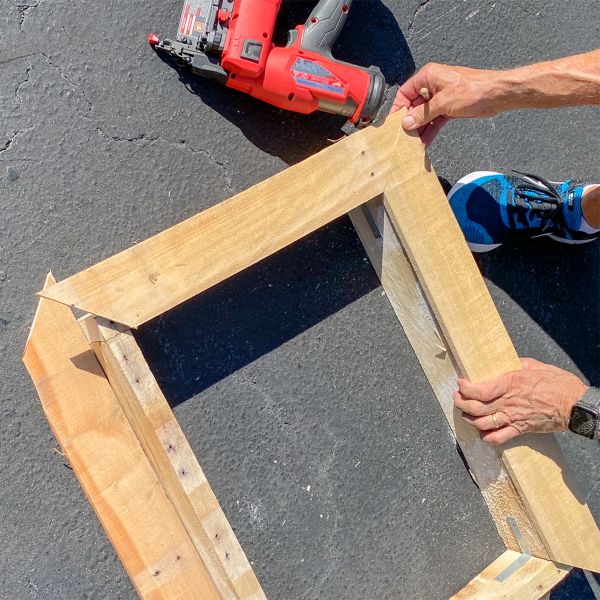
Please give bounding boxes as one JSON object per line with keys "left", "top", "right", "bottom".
{"left": 0, "top": 1, "right": 598, "bottom": 598}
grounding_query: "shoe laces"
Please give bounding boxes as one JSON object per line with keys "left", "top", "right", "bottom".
{"left": 509, "top": 170, "right": 568, "bottom": 234}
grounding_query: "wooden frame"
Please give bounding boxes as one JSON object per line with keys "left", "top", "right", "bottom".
{"left": 24, "top": 111, "right": 600, "bottom": 599}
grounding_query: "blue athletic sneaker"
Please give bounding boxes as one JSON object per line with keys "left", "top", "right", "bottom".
{"left": 448, "top": 171, "right": 598, "bottom": 252}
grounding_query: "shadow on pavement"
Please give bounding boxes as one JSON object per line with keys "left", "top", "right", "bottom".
{"left": 476, "top": 238, "right": 600, "bottom": 386}
{"left": 134, "top": 216, "right": 379, "bottom": 406}
{"left": 552, "top": 568, "right": 600, "bottom": 600}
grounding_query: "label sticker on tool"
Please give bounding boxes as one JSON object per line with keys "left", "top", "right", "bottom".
{"left": 291, "top": 59, "right": 344, "bottom": 94}
{"left": 178, "top": 0, "right": 207, "bottom": 39}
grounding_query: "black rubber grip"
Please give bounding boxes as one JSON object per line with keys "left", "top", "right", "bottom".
{"left": 302, "top": 0, "right": 353, "bottom": 54}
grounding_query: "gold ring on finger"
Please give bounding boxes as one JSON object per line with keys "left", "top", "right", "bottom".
{"left": 492, "top": 412, "right": 499, "bottom": 430}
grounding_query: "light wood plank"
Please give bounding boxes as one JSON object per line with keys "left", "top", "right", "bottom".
{"left": 39, "top": 112, "right": 404, "bottom": 328}
{"left": 450, "top": 550, "right": 569, "bottom": 600}
{"left": 349, "top": 202, "right": 547, "bottom": 556}
{"left": 382, "top": 118, "right": 600, "bottom": 571}
{"left": 23, "top": 275, "right": 221, "bottom": 600}
{"left": 82, "top": 316, "right": 266, "bottom": 600}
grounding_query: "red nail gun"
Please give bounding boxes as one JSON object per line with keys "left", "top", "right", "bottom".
{"left": 149, "top": 0, "right": 386, "bottom": 130}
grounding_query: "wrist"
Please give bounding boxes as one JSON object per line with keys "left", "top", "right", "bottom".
{"left": 563, "top": 383, "right": 588, "bottom": 430}
{"left": 482, "top": 67, "right": 539, "bottom": 113}
{"left": 568, "top": 386, "right": 600, "bottom": 439}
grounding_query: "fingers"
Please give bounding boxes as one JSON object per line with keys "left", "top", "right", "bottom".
{"left": 391, "top": 89, "right": 443, "bottom": 146}
{"left": 457, "top": 374, "right": 513, "bottom": 402}
{"left": 480, "top": 425, "right": 522, "bottom": 445}
{"left": 402, "top": 95, "right": 444, "bottom": 131}
{"left": 453, "top": 392, "right": 497, "bottom": 417}
{"left": 462, "top": 411, "right": 510, "bottom": 431}
{"left": 390, "top": 90, "right": 410, "bottom": 113}
{"left": 454, "top": 374, "right": 514, "bottom": 419}
{"left": 458, "top": 396, "right": 523, "bottom": 445}
{"left": 391, "top": 88, "right": 426, "bottom": 113}
{"left": 397, "top": 67, "right": 433, "bottom": 104}
{"left": 458, "top": 397, "right": 523, "bottom": 445}
{"left": 393, "top": 66, "right": 445, "bottom": 140}
{"left": 462, "top": 411, "right": 522, "bottom": 445}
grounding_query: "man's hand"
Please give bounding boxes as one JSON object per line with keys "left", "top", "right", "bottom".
{"left": 453, "top": 358, "right": 588, "bottom": 445}
{"left": 391, "top": 50, "right": 600, "bottom": 146}
{"left": 391, "top": 63, "right": 503, "bottom": 146}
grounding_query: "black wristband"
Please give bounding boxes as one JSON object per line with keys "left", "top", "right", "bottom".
{"left": 568, "top": 387, "right": 600, "bottom": 439}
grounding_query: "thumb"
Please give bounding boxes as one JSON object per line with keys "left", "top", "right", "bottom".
{"left": 402, "top": 95, "right": 444, "bottom": 131}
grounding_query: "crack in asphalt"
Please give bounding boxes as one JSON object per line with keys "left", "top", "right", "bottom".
{"left": 15, "top": 0, "right": 44, "bottom": 31}
{"left": 11, "top": 61, "right": 32, "bottom": 115}
{"left": 41, "top": 52, "right": 94, "bottom": 112}
{"left": 0, "top": 125, "right": 35, "bottom": 157}
{"left": 406, "top": 0, "right": 432, "bottom": 38}
{"left": 181, "top": 144, "right": 234, "bottom": 192}
{"left": 38, "top": 53, "right": 235, "bottom": 191}
{"left": 98, "top": 132, "right": 159, "bottom": 143}
{"left": 92, "top": 131, "right": 235, "bottom": 192}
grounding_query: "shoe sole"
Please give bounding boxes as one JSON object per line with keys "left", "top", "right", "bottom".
{"left": 547, "top": 234, "right": 597, "bottom": 245}
{"left": 465, "top": 241, "right": 502, "bottom": 253}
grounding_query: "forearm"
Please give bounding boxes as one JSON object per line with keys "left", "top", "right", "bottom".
{"left": 488, "top": 49, "right": 600, "bottom": 112}
{"left": 395, "top": 49, "right": 600, "bottom": 143}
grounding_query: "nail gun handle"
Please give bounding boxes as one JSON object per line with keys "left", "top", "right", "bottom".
{"left": 302, "top": 0, "right": 354, "bottom": 55}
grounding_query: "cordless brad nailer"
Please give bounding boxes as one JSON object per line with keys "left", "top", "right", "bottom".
{"left": 149, "top": 0, "right": 386, "bottom": 129}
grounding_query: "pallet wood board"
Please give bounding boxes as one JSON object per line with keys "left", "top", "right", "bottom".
{"left": 382, "top": 125, "right": 600, "bottom": 572}
{"left": 39, "top": 112, "right": 404, "bottom": 329}
{"left": 81, "top": 316, "right": 265, "bottom": 600}
{"left": 23, "top": 275, "right": 221, "bottom": 600}
{"left": 450, "top": 550, "right": 569, "bottom": 600}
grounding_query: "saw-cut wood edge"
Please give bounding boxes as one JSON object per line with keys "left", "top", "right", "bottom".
{"left": 450, "top": 550, "right": 569, "bottom": 600}
{"left": 381, "top": 123, "right": 600, "bottom": 572}
{"left": 80, "top": 315, "right": 266, "bottom": 600}
{"left": 38, "top": 111, "right": 404, "bottom": 329}
{"left": 23, "top": 274, "right": 222, "bottom": 599}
